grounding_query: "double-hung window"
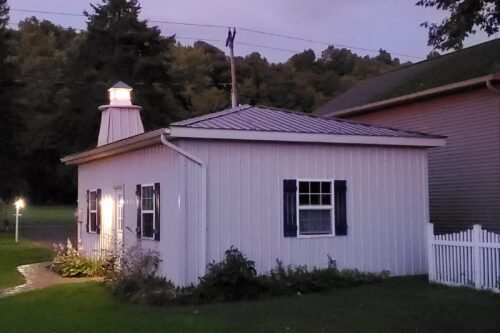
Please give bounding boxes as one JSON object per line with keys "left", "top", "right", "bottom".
{"left": 297, "top": 180, "right": 333, "bottom": 236}
{"left": 89, "top": 190, "right": 98, "bottom": 233}
{"left": 141, "top": 185, "right": 155, "bottom": 239}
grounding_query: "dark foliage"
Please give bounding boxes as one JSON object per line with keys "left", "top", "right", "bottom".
{"left": 2, "top": 0, "right": 404, "bottom": 204}
{"left": 196, "top": 246, "right": 263, "bottom": 302}
{"left": 107, "top": 246, "right": 388, "bottom": 307}
{"left": 258, "top": 257, "right": 389, "bottom": 296}
{"left": 0, "top": 0, "right": 26, "bottom": 200}
{"left": 417, "top": 0, "right": 500, "bottom": 50}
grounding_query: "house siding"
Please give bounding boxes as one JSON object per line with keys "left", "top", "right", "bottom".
{"left": 342, "top": 88, "right": 500, "bottom": 231}
{"left": 77, "top": 144, "right": 202, "bottom": 286}
{"left": 179, "top": 139, "right": 430, "bottom": 278}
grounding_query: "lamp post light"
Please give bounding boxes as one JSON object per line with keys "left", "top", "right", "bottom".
{"left": 14, "top": 198, "right": 25, "bottom": 243}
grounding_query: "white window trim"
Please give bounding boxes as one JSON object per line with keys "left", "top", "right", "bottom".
{"left": 116, "top": 189, "right": 124, "bottom": 232}
{"left": 296, "top": 179, "right": 335, "bottom": 239}
{"left": 140, "top": 183, "right": 155, "bottom": 240}
{"left": 89, "top": 189, "right": 98, "bottom": 234}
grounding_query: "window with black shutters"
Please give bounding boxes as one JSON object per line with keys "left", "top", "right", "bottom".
{"left": 297, "top": 180, "right": 333, "bottom": 236}
{"left": 141, "top": 185, "right": 155, "bottom": 239}
{"left": 89, "top": 190, "right": 98, "bottom": 233}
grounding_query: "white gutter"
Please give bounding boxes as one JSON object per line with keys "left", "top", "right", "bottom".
{"left": 170, "top": 126, "right": 446, "bottom": 148}
{"left": 160, "top": 134, "right": 208, "bottom": 278}
{"left": 321, "top": 73, "right": 499, "bottom": 118}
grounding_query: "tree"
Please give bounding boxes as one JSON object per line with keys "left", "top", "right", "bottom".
{"left": 12, "top": 18, "right": 79, "bottom": 203}
{"left": 50, "top": 0, "right": 181, "bottom": 203}
{"left": 417, "top": 0, "right": 500, "bottom": 50}
{"left": 0, "top": 0, "right": 26, "bottom": 201}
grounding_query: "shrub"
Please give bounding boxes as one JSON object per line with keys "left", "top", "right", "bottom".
{"left": 105, "top": 246, "right": 389, "bottom": 306}
{"left": 196, "top": 246, "right": 263, "bottom": 302}
{"left": 258, "top": 257, "right": 389, "bottom": 296}
{"left": 105, "top": 246, "right": 183, "bottom": 306}
{"left": 51, "top": 239, "right": 103, "bottom": 277}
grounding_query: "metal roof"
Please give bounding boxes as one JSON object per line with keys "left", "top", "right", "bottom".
{"left": 170, "top": 105, "right": 442, "bottom": 138}
{"left": 110, "top": 81, "right": 132, "bottom": 89}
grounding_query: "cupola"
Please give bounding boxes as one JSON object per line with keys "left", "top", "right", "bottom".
{"left": 97, "top": 81, "right": 144, "bottom": 146}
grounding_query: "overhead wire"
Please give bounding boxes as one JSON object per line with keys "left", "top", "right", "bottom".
{"left": 9, "top": 7, "right": 424, "bottom": 59}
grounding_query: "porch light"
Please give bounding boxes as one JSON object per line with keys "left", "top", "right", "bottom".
{"left": 101, "top": 196, "right": 114, "bottom": 232}
{"left": 108, "top": 81, "right": 132, "bottom": 106}
{"left": 13, "top": 198, "right": 25, "bottom": 243}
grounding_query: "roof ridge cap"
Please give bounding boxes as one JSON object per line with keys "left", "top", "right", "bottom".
{"left": 170, "top": 104, "right": 252, "bottom": 126}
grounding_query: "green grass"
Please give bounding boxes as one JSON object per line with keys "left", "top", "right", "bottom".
{"left": 0, "top": 277, "right": 499, "bottom": 332}
{"left": 1, "top": 205, "right": 75, "bottom": 226}
{"left": 0, "top": 233, "right": 53, "bottom": 289}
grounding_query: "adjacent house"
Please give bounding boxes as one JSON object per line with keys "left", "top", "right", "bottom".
{"left": 62, "top": 82, "right": 444, "bottom": 286}
{"left": 316, "top": 39, "right": 500, "bottom": 232}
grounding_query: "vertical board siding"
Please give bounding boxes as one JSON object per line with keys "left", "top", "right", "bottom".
{"left": 345, "top": 89, "right": 500, "bottom": 231}
{"left": 78, "top": 144, "right": 194, "bottom": 286}
{"left": 428, "top": 224, "right": 500, "bottom": 292}
{"left": 180, "top": 139, "right": 430, "bottom": 277}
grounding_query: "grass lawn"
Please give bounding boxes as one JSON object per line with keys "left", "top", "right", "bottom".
{"left": 0, "top": 277, "right": 499, "bottom": 332}
{"left": 0, "top": 233, "right": 53, "bottom": 289}
{"left": 2, "top": 205, "right": 75, "bottom": 226}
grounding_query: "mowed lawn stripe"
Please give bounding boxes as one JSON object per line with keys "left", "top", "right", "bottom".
{"left": 0, "top": 234, "right": 53, "bottom": 289}
{"left": 0, "top": 277, "right": 499, "bottom": 333}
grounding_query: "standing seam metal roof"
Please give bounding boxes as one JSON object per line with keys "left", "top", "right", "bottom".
{"left": 170, "top": 105, "right": 442, "bottom": 138}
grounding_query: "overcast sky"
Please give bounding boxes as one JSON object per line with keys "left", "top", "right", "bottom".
{"left": 8, "top": 0, "right": 497, "bottom": 63}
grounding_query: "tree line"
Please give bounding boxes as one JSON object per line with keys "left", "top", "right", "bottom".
{"left": 0, "top": 0, "right": 405, "bottom": 204}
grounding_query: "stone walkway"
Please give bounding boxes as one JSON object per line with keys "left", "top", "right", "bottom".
{"left": 0, "top": 262, "right": 100, "bottom": 298}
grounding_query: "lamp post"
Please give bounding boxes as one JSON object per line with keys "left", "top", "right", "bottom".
{"left": 14, "top": 198, "right": 25, "bottom": 243}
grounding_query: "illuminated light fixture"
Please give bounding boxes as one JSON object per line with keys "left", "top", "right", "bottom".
{"left": 108, "top": 81, "right": 133, "bottom": 106}
{"left": 101, "top": 196, "right": 114, "bottom": 231}
{"left": 13, "top": 197, "right": 26, "bottom": 243}
{"left": 14, "top": 198, "right": 25, "bottom": 209}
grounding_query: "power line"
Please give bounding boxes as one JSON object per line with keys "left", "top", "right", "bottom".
{"left": 9, "top": 7, "right": 424, "bottom": 59}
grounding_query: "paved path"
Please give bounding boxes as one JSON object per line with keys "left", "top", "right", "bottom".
{"left": 0, "top": 262, "right": 100, "bottom": 298}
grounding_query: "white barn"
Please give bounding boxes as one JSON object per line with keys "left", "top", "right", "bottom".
{"left": 62, "top": 83, "right": 445, "bottom": 286}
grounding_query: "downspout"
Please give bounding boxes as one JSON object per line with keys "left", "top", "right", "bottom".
{"left": 160, "top": 134, "right": 208, "bottom": 277}
{"left": 486, "top": 79, "right": 500, "bottom": 96}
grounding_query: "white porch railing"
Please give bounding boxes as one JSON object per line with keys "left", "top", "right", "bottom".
{"left": 427, "top": 223, "right": 500, "bottom": 293}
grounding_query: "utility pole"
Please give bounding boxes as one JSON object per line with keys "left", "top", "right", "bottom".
{"left": 226, "top": 28, "right": 237, "bottom": 108}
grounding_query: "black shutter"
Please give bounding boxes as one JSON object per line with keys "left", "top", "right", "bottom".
{"left": 334, "top": 180, "right": 347, "bottom": 236}
{"left": 283, "top": 179, "right": 297, "bottom": 237}
{"left": 136, "top": 185, "right": 141, "bottom": 238}
{"left": 86, "top": 190, "right": 90, "bottom": 233}
{"left": 154, "top": 182, "right": 160, "bottom": 241}
{"left": 96, "top": 189, "right": 102, "bottom": 234}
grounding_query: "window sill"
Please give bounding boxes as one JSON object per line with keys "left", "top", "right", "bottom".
{"left": 141, "top": 236, "right": 156, "bottom": 241}
{"left": 297, "top": 234, "right": 336, "bottom": 239}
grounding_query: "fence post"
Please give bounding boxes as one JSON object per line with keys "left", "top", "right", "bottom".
{"left": 472, "top": 224, "right": 482, "bottom": 289}
{"left": 427, "top": 223, "right": 436, "bottom": 282}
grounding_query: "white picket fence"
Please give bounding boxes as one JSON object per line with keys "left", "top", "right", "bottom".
{"left": 427, "top": 223, "right": 500, "bottom": 293}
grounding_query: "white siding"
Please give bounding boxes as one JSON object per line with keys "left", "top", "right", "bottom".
{"left": 77, "top": 138, "right": 431, "bottom": 285}
{"left": 78, "top": 144, "right": 201, "bottom": 286}
{"left": 180, "top": 139, "right": 430, "bottom": 277}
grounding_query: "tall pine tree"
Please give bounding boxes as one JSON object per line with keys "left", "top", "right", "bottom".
{"left": 52, "top": 0, "right": 182, "bottom": 202}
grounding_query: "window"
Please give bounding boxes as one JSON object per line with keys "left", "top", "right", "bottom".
{"left": 117, "top": 194, "right": 124, "bottom": 232}
{"left": 297, "top": 180, "right": 332, "bottom": 236}
{"left": 141, "top": 185, "right": 155, "bottom": 239}
{"left": 89, "top": 190, "right": 98, "bottom": 233}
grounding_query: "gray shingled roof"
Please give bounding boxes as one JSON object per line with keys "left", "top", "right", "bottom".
{"left": 170, "top": 105, "right": 441, "bottom": 138}
{"left": 315, "top": 39, "right": 500, "bottom": 115}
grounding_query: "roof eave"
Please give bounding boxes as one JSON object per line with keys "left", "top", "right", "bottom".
{"left": 169, "top": 126, "right": 446, "bottom": 148}
{"left": 322, "top": 72, "right": 498, "bottom": 118}
{"left": 61, "top": 128, "right": 169, "bottom": 165}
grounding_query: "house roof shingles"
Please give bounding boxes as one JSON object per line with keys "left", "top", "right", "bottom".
{"left": 171, "top": 105, "right": 441, "bottom": 138}
{"left": 315, "top": 39, "right": 500, "bottom": 115}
